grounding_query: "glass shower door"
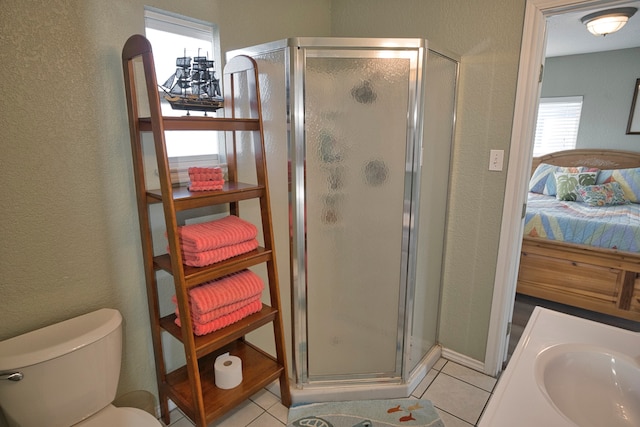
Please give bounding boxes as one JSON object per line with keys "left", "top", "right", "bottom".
{"left": 300, "top": 49, "right": 421, "bottom": 382}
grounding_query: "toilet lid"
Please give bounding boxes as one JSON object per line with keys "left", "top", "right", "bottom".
{"left": 74, "top": 404, "right": 162, "bottom": 427}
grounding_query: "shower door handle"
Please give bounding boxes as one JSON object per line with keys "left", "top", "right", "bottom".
{"left": 0, "top": 372, "right": 23, "bottom": 381}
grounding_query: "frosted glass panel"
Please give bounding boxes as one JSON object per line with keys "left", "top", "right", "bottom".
{"left": 304, "top": 56, "right": 412, "bottom": 378}
{"left": 408, "top": 51, "right": 457, "bottom": 372}
{"left": 238, "top": 49, "right": 296, "bottom": 374}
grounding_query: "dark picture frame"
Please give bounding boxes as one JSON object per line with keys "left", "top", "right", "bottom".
{"left": 627, "top": 78, "right": 640, "bottom": 135}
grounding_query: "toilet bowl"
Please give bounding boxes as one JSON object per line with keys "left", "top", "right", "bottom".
{"left": 0, "top": 308, "right": 162, "bottom": 427}
{"left": 75, "top": 404, "right": 160, "bottom": 426}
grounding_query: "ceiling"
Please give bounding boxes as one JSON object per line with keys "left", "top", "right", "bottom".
{"left": 545, "top": 1, "right": 640, "bottom": 57}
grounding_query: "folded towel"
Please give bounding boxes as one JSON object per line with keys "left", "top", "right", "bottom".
{"left": 190, "top": 174, "right": 223, "bottom": 181}
{"left": 178, "top": 215, "right": 258, "bottom": 252}
{"left": 175, "top": 294, "right": 262, "bottom": 324}
{"left": 188, "top": 166, "right": 223, "bottom": 174}
{"left": 175, "top": 299, "right": 263, "bottom": 335}
{"left": 189, "top": 173, "right": 224, "bottom": 182}
{"left": 181, "top": 269, "right": 265, "bottom": 315}
{"left": 180, "top": 239, "right": 259, "bottom": 267}
{"left": 188, "top": 167, "right": 223, "bottom": 181}
{"left": 188, "top": 179, "right": 225, "bottom": 192}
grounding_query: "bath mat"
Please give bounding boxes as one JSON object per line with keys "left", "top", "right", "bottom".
{"left": 287, "top": 398, "right": 444, "bottom": 427}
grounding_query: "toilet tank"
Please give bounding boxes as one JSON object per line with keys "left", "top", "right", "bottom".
{"left": 0, "top": 308, "right": 123, "bottom": 427}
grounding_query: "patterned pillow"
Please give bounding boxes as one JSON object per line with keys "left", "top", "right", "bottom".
{"left": 595, "top": 167, "right": 640, "bottom": 203}
{"left": 576, "top": 182, "right": 630, "bottom": 207}
{"left": 554, "top": 171, "right": 598, "bottom": 201}
{"left": 529, "top": 163, "right": 596, "bottom": 195}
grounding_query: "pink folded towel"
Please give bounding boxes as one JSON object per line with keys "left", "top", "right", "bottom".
{"left": 178, "top": 215, "right": 258, "bottom": 252}
{"left": 188, "top": 167, "right": 223, "bottom": 182}
{"left": 180, "top": 269, "right": 265, "bottom": 315}
{"left": 190, "top": 172, "right": 223, "bottom": 181}
{"left": 181, "top": 239, "right": 259, "bottom": 267}
{"left": 175, "top": 299, "right": 263, "bottom": 335}
{"left": 188, "top": 179, "right": 225, "bottom": 192}
{"left": 175, "top": 294, "right": 262, "bottom": 324}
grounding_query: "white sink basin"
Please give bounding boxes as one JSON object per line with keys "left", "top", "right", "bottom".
{"left": 536, "top": 344, "right": 640, "bottom": 427}
{"left": 479, "top": 308, "right": 640, "bottom": 427}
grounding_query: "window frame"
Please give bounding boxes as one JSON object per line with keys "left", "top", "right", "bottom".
{"left": 532, "top": 96, "right": 583, "bottom": 157}
{"left": 144, "top": 7, "right": 223, "bottom": 178}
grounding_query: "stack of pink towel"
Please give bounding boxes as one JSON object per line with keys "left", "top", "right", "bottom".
{"left": 188, "top": 167, "right": 224, "bottom": 191}
{"left": 174, "top": 269, "right": 264, "bottom": 335}
{"left": 176, "top": 215, "right": 259, "bottom": 267}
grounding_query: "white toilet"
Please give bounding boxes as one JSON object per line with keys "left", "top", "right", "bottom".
{"left": 0, "top": 308, "right": 162, "bottom": 427}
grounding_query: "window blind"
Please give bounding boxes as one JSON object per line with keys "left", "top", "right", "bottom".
{"left": 533, "top": 96, "right": 583, "bottom": 157}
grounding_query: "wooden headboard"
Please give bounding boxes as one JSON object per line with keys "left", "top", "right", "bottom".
{"left": 531, "top": 149, "right": 640, "bottom": 176}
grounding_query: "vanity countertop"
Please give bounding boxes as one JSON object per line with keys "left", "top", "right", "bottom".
{"left": 478, "top": 306, "right": 640, "bottom": 427}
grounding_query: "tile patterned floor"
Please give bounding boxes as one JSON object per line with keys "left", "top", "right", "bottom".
{"left": 160, "top": 358, "right": 497, "bottom": 427}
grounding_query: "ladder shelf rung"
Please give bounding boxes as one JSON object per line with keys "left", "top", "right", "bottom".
{"left": 138, "top": 116, "right": 260, "bottom": 132}
{"left": 153, "top": 248, "right": 273, "bottom": 287}
{"left": 159, "top": 305, "right": 278, "bottom": 358}
{"left": 146, "top": 182, "right": 266, "bottom": 210}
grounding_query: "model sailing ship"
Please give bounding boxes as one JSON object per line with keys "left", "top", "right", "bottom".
{"left": 160, "top": 51, "right": 223, "bottom": 115}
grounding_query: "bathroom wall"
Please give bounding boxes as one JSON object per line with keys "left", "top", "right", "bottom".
{"left": 331, "top": 0, "right": 526, "bottom": 362}
{"left": 0, "top": 0, "right": 526, "bottom": 417}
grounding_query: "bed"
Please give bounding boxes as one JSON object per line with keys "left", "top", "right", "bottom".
{"left": 516, "top": 149, "right": 640, "bottom": 322}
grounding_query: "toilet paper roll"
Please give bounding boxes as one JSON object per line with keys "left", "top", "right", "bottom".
{"left": 214, "top": 352, "right": 242, "bottom": 389}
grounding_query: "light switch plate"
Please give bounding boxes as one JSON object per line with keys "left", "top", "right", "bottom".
{"left": 489, "top": 149, "right": 504, "bottom": 171}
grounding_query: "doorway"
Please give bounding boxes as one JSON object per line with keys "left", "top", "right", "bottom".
{"left": 485, "top": 0, "right": 637, "bottom": 376}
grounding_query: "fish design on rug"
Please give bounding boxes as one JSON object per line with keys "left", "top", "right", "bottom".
{"left": 293, "top": 416, "right": 334, "bottom": 427}
{"left": 399, "top": 412, "right": 416, "bottom": 422}
{"left": 293, "top": 418, "right": 374, "bottom": 427}
{"left": 407, "top": 402, "right": 424, "bottom": 411}
{"left": 387, "top": 404, "right": 403, "bottom": 413}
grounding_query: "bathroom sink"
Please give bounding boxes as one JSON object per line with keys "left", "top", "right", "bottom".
{"left": 535, "top": 344, "right": 640, "bottom": 427}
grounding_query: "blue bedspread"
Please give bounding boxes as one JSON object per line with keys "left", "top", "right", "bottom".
{"left": 524, "top": 193, "right": 640, "bottom": 252}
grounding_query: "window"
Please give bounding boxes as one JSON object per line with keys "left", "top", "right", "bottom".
{"left": 533, "top": 96, "right": 583, "bottom": 157}
{"left": 144, "top": 8, "right": 221, "bottom": 160}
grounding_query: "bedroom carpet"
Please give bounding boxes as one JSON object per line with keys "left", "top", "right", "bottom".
{"left": 287, "top": 398, "right": 445, "bottom": 427}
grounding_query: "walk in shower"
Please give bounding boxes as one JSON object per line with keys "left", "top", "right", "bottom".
{"left": 227, "top": 38, "right": 459, "bottom": 401}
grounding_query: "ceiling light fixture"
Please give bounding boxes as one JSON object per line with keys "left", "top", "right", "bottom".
{"left": 580, "top": 7, "right": 637, "bottom": 36}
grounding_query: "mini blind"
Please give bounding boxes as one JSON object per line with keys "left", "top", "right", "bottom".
{"left": 533, "top": 96, "right": 583, "bottom": 157}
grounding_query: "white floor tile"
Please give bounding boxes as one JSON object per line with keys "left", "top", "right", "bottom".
{"left": 441, "top": 361, "right": 497, "bottom": 392}
{"left": 265, "top": 380, "right": 282, "bottom": 399}
{"left": 423, "top": 372, "right": 490, "bottom": 425}
{"left": 436, "top": 409, "right": 475, "bottom": 427}
{"left": 246, "top": 412, "right": 285, "bottom": 427}
{"left": 250, "top": 388, "right": 280, "bottom": 410}
{"left": 432, "top": 358, "right": 447, "bottom": 371}
{"left": 209, "top": 400, "right": 264, "bottom": 427}
{"left": 169, "top": 416, "right": 197, "bottom": 427}
{"left": 267, "top": 402, "right": 289, "bottom": 424}
{"left": 411, "top": 368, "right": 438, "bottom": 398}
{"left": 164, "top": 407, "right": 189, "bottom": 426}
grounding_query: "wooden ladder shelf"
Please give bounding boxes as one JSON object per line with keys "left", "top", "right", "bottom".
{"left": 122, "top": 34, "right": 291, "bottom": 427}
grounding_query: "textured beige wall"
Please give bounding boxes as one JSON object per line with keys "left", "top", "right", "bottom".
{"left": 331, "top": 0, "right": 526, "bottom": 361}
{"left": 0, "top": 0, "right": 330, "bottom": 415}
